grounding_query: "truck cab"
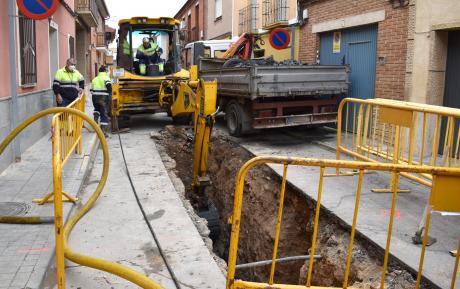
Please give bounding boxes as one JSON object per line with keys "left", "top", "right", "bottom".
{"left": 182, "top": 40, "right": 233, "bottom": 70}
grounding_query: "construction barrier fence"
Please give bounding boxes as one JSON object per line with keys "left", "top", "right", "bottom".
{"left": 332, "top": 98, "right": 460, "bottom": 191}
{"left": 33, "top": 95, "right": 85, "bottom": 205}
{"left": 226, "top": 156, "right": 460, "bottom": 289}
{"left": 45, "top": 96, "right": 86, "bottom": 287}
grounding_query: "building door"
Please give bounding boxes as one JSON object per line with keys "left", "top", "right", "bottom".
{"left": 75, "top": 25, "right": 87, "bottom": 80}
{"left": 443, "top": 31, "right": 460, "bottom": 109}
{"left": 439, "top": 30, "right": 460, "bottom": 155}
{"left": 49, "top": 25, "right": 58, "bottom": 86}
{"left": 320, "top": 24, "right": 378, "bottom": 99}
{"left": 320, "top": 24, "right": 378, "bottom": 130}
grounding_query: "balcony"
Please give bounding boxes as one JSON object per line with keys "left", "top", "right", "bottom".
{"left": 96, "top": 32, "right": 106, "bottom": 48}
{"left": 262, "top": 0, "right": 288, "bottom": 29}
{"left": 238, "top": 4, "right": 258, "bottom": 35}
{"left": 76, "top": 0, "right": 98, "bottom": 27}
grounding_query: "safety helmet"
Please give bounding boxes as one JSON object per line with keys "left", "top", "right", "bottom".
{"left": 142, "top": 37, "right": 150, "bottom": 43}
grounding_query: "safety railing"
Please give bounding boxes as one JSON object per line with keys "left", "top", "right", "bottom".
{"left": 262, "top": 0, "right": 288, "bottom": 29}
{"left": 33, "top": 95, "right": 85, "bottom": 204}
{"left": 226, "top": 156, "right": 460, "bottom": 289}
{"left": 239, "top": 4, "right": 258, "bottom": 35}
{"left": 330, "top": 98, "right": 460, "bottom": 192}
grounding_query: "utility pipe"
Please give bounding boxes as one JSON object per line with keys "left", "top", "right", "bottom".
{"left": 236, "top": 255, "right": 322, "bottom": 270}
{"left": 8, "top": 0, "right": 21, "bottom": 161}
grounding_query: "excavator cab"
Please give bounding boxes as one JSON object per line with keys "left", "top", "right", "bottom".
{"left": 116, "top": 17, "right": 181, "bottom": 76}
{"left": 111, "top": 17, "right": 189, "bottom": 128}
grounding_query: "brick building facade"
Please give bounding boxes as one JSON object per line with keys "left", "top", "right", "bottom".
{"left": 175, "top": 0, "right": 207, "bottom": 44}
{"left": 298, "top": 0, "right": 409, "bottom": 100}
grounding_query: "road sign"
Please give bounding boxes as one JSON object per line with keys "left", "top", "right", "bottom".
{"left": 269, "top": 28, "right": 291, "bottom": 50}
{"left": 17, "top": 0, "right": 58, "bottom": 20}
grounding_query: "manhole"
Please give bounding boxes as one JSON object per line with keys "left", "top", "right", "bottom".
{"left": 0, "top": 202, "right": 30, "bottom": 216}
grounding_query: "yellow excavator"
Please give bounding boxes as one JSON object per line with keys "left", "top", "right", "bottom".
{"left": 111, "top": 16, "right": 217, "bottom": 195}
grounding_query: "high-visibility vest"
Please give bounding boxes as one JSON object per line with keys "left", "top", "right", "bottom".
{"left": 138, "top": 41, "right": 158, "bottom": 56}
{"left": 53, "top": 67, "right": 84, "bottom": 100}
{"left": 91, "top": 72, "right": 111, "bottom": 97}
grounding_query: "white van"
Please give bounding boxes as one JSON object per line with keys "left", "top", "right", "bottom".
{"left": 182, "top": 40, "right": 233, "bottom": 70}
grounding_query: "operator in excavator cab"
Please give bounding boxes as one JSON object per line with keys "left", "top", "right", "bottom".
{"left": 136, "top": 37, "right": 159, "bottom": 75}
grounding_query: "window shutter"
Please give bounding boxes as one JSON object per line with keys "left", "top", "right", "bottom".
{"left": 215, "top": 0, "right": 223, "bottom": 19}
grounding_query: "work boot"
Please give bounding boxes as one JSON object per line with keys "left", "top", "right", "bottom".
{"left": 101, "top": 124, "right": 109, "bottom": 138}
{"left": 93, "top": 111, "right": 100, "bottom": 124}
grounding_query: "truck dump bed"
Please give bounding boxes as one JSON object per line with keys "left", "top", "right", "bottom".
{"left": 199, "top": 58, "right": 349, "bottom": 100}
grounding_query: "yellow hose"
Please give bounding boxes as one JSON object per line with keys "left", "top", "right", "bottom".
{"left": 0, "top": 107, "right": 164, "bottom": 289}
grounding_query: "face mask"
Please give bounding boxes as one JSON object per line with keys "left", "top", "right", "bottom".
{"left": 68, "top": 65, "right": 76, "bottom": 72}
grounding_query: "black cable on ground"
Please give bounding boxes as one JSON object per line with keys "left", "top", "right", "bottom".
{"left": 115, "top": 122, "right": 182, "bottom": 289}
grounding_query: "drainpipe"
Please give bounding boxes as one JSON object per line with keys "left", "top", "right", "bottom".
{"left": 290, "top": 25, "right": 296, "bottom": 60}
{"left": 8, "top": 0, "right": 21, "bottom": 162}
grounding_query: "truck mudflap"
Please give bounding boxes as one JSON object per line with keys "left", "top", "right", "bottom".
{"left": 252, "top": 112, "right": 337, "bottom": 129}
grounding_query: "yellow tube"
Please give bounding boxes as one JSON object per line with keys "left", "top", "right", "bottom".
{"left": 0, "top": 107, "right": 164, "bottom": 289}
{"left": 0, "top": 216, "right": 54, "bottom": 224}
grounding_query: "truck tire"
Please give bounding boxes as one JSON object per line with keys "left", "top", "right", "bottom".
{"left": 226, "top": 101, "right": 252, "bottom": 136}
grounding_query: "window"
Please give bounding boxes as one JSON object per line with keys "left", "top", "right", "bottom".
{"left": 186, "top": 48, "right": 192, "bottom": 69}
{"left": 214, "top": 50, "right": 227, "bottom": 58}
{"left": 215, "top": 0, "right": 222, "bottom": 19}
{"left": 18, "top": 12, "right": 37, "bottom": 86}
{"left": 204, "top": 47, "right": 211, "bottom": 58}
{"left": 69, "top": 36, "right": 75, "bottom": 59}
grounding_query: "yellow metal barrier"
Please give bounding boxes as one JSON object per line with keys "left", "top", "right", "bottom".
{"left": 331, "top": 98, "right": 460, "bottom": 192}
{"left": 0, "top": 107, "right": 164, "bottom": 289}
{"left": 226, "top": 156, "right": 460, "bottom": 289}
{"left": 33, "top": 95, "right": 86, "bottom": 204}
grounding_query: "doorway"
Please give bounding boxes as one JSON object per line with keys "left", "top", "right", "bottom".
{"left": 49, "top": 25, "right": 58, "bottom": 86}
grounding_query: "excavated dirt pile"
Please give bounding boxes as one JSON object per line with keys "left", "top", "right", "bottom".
{"left": 154, "top": 125, "right": 430, "bottom": 288}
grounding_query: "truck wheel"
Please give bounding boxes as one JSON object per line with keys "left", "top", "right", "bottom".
{"left": 226, "top": 102, "right": 243, "bottom": 136}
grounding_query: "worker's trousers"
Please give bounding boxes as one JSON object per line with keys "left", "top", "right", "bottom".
{"left": 92, "top": 94, "right": 110, "bottom": 125}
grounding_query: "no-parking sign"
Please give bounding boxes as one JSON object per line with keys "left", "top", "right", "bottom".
{"left": 269, "top": 28, "right": 291, "bottom": 50}
{"left": 17, "top": 0, "right": 59, "bottom": 20}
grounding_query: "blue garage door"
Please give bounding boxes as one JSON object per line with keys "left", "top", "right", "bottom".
{"left": 320, "top": 24, "right": 378, "bottom": 100}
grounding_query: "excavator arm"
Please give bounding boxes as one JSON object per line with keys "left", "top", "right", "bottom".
{"left": 159, "top": 66, "right": 218, "bottom": 194}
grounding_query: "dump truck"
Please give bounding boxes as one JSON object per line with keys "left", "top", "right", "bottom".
{"left": 184, "top": 34, "right": 349, "bottom": 136}
{"left": 199, "top": 58, "right": 349, "bottom": 136}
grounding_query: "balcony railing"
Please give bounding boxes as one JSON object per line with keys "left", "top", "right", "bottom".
{"left": 262, "top": 0, "right": 288, "bottom": 28}
{"left": 238, "top": 4, "right": 258, "bottom": 35}
{"left": 76, "top": 0, "right": 98, "bottom": 27}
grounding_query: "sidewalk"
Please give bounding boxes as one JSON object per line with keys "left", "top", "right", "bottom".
{"left": 58, "top": 122, "right": 226, "bottom": 288}
{"left": 0, "top": 103, "right": 99, "bottom": 289}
